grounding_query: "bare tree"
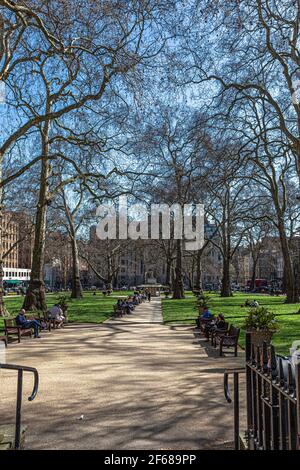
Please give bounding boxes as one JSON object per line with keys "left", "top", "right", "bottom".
{"left": 80, "top": 240, "right": 122, "bottom": 292}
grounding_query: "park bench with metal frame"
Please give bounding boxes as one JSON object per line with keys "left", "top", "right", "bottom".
{"left": 210, "top": 322, "right": 229, "bottom": 345}
{"left": 113, "top": 295, "right": 141, "bottom": 317}
{"left": 215, "top": 325, "right": 240, "bottom": 357}
{"left": 4, "top": 318, "right": 32, "bottom": 343}
{"left": 113, "top": 305, "right": 125, "bottom": 317}
{"left": 24, "top": 311, "right": 53, "bottom": 333}
{"left": 37, "top": 311, "right": 53, "bottom": 331}
{"left": 44, "top": 313, "right": 65, "bottom": 330}
{"left": 197, "top": 317, "right": 214, "bottom": 333}
{"left": 0, "top": 331, "right": 8, "bottom": 347}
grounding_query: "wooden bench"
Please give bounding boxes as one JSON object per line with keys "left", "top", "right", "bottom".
{"left": 0, "top": 332, "right": 8, "bottom": 348}
{"left": 45, "top": 309, "right": 66, "bottom": 329}
{"left": 113, "top": 305, "right": 124, "bottom": 317}
{"left": 197, "top": 317, "right": 214, "bottom": 334}
{"left": 40, "top": 311, "right": 54, "bottom": 331}
{"left": 215, "top": 325, "right": 240, "bottom": 357}
{"left": 210, "top": 322, "right": 229, "bottom": 345}
{"left": 4, "top": 318, "right": 32, "bottom": 343}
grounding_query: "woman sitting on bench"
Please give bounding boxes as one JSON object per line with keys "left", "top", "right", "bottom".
{"left": 204, "top": 314, "right": 227, "bottom": 340}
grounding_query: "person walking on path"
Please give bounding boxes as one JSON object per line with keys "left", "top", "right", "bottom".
{"left": 148, "top": 291, "right": 151, "bottom": 302}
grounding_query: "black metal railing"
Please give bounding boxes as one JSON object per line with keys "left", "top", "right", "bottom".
{"left": 0, "top": 363, "right": 39, "bottom": 449}
{"left": 223, "top": 333, "right": 300, "bottom": 450}
{"left": 245, "top": 334, "right": 300, "bottom": 450}
{"left": 223, "top": 367, "right": 245, "bottom": 449}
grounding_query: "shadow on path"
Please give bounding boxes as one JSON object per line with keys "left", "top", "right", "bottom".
{"left": 0, "top": 298, "right": 245, "bottom": 450}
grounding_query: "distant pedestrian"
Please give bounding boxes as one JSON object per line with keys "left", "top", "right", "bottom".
{"left": 148, "top": 291, "right": 151, "bottom": 302}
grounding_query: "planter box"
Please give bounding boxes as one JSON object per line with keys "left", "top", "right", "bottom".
{"left": 247, "top": 330, "right": 273, "bottom": 347}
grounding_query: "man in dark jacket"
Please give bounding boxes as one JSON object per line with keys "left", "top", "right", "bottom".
{"left": 16, "top": 309, "right": 41, "bottom": 338}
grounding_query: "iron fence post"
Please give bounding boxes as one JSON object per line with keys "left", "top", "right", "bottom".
{"left": 234, "top": 372, "right": 239, "bottom": 450}
{"left": 15, "top": 369, "right": 23, "bottom": 450}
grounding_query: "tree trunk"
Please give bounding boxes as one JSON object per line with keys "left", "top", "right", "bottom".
{"left": 280, "top": 238, "right": 297, "bottom": 303}
{"left": 249, "top": 258, "right": 258, "bottom": 291}
{"left": 64, "top": 200, "right": 83, "bottom": 299}
{"left": 106, "top": 244, "right": 114, "bottom": 292}
{"left": 166, "top": 260, "right": 172, "bottom": 288}
{"left": 70, "top": 235, "right": 83, "bottom": 299}
{"left": 106, "top": 281, "right": 113, "bottom": 292}
{"left": 195, "top": 250, "right": 203, "bottom": 293}
{"left": 187, "top": 272, "right": 193, "bottom": 290}
{"left": 23, "top": 122, "right": 50, "bottom": 311}
{"left": 277, "top": 218, "right": 298, "bottom": 303}
{"left": 173, "top": 239, "right": 185, "bottom": 299}
{"left": 0, "top": 156, "right": 6, "bottom": 316}
{"left": 0, "top": 259, "right": 6, "bottom": 316}
{"left": 221, "top": 257, "right": 231, "bottom": 297}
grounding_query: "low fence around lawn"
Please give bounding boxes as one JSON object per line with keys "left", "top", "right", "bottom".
{"left": 224, "top": 332, "right": 300, "bottom": 450}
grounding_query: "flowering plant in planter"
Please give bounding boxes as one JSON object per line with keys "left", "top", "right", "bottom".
{"left": 57, "top": 294, "right": 69, "bottom": 313}
{"left": 242, "top": 306, "right": 279, "bottom": 346}
{"left": 57, "top": 294, "right": 69, "bottom": 322}
{"left": 243, "top": 307, "right": 279, "bottom": 331}
{"left": 195, "top": 294, "right": 210, "bottom": 312}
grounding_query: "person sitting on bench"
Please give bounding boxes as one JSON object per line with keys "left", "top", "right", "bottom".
{"left": 204, "top": 314, "right": 226, "bottom": 340}
{"left": 124, "top": 299, "right": 134, "bottom": 314}
{"left": 16, "top": 309, "right": 41, "bottom": 339}
{"left": 196, "top": 307, "right": 214, "bottom": 328}
{"left": 47, "top": 304, "right": 65, "bottom": 328}
{"left": 244, "top": 299, "right": 259, "bottom": 307}
{"left": 201, "top": 307, "right": 214, "bottom": 320}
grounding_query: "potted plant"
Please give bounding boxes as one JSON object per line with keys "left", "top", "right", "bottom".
{"left": 196, "top": 294, "right": 210, "bottom": 314}
{"left": 243, "top": 306, "right": 279, "bottom": 347}
{"left": 56, "top": 294, "right": 70, "bottom": 323}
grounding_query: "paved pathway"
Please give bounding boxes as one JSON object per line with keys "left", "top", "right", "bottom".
{"left": 0, "top": 298, "right": 245, "bottom": 449}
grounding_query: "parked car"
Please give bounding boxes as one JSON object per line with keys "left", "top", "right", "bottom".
{"left": 252, "top": 286, "right": 270, "bottom": 294}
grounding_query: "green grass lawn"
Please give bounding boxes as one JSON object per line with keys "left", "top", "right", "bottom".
{"left": 0, "top": 290, "right": 134, "bottom": 328}
{"left": 162, "top": 292, "right": 300, "bottom": 355}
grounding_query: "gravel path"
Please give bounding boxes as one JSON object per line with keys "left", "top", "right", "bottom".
{"left": 0, "top": 298, "right": 245, "bottom": 449}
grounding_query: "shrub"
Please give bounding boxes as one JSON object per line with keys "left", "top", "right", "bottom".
{"left": 196, "top": 294, "right": 210, "bottom": 309}
{"left": 243, "top": 307, "right": 279, "bottom": 332}
{"left": 192, "top": 289, "right": 201, "bottom": 296}
{"left": 57, "top": 294, "right": 69, "bottom": 313}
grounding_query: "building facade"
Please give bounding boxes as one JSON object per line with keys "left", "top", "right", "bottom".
{"left": 2, "top": 212, "right": 33, "bottom": 285}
